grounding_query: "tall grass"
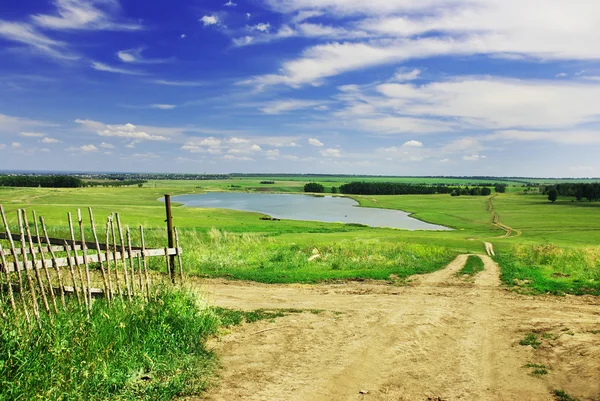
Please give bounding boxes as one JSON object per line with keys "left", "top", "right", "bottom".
{"left": 181, "top": 228, "right": 458, "bottom": 283}
{"left": 0, "top": 288, "right": 220, "bottom": 401}
{"left": 496, "top": 244, "right": 600, "bottom": 295}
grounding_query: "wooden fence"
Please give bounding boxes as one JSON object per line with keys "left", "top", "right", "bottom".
{"left": 0, "top": 202, "right": 183, "bottom": 328}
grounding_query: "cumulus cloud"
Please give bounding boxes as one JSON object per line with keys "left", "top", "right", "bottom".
{"left": 75, "top": 119, "right": 170, "bottom": 141}
{"left": 249, "top": 23, "right": 271, "bottom": 32}
{"left": 308, "top": 138, "right": 324, "bottom": 147}
{"left": 41, "top": 137, "right": 61, "bottom": 143}
{"left": 200, "top": 15, "right": 218, "bottom": 26}
{"left": 12, "top": 142, "right": 21, "bottom": 148}
{"left": 320, "top": 148, "right": 341, "bottom": 157}
{"left": 224, "top": 0, "right": 237, "bottom": 6}
{"left": 100, "top": 142, "right": 114, "bottom": 148}
{"left": 66, "top": 144, "right": 98, "bottom": 152}
{"left": 403, "top": 140, "right": 423, "bottom": 147}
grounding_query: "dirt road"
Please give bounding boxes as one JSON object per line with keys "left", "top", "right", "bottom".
{"left": 192, "top": 255, "right": 600, "bottom": 401}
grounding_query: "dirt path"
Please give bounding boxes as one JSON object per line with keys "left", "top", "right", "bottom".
{"left": 487, "top": 195, "right": 522, "bottom": 238}
{"left": 191, "top": 256, "right": 600, "bottom": 401}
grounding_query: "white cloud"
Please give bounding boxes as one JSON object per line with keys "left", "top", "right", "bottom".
{"left": 232, "top": 36, "right": 254, "bottom": 47}
{"left": 248, "top": 1, "right": 600, "bottom": 87}
{"left": 91, "top": 61, "right": 145, "bottom": 75}
{"left": 198, "top": 137, "right": 221, "bottom": 147}
{"left": 224, "top": 0, "right": 237, "bottom": 6}
{"left": 232, "top": 25, "right": 297, "bottom": 47}
{"left": 100, "top": 142, "right": 114, "bottom": 148}
{"left": 463, "top": 154, "right": 486, "bottom": 161}
{"left": 200, "top": 15, "right": 218, "bottom": 26}
{"left": 251, "top": 144, "right": 262, "bottom": 151}
{"left": 556, "top": 73, "right": 568, "bottom": 78}
{"left": 335, "top": 77, "right": 600, "bottom": 136}
{"left": 403, "top": 140, "right": 423, "bottom": 147}
{"left": 66, "top": 144, "right": 98, "bottom": 152}
{"left": 440, "top": 158, "right": 450, "bottom": 163}
{"left": 308, "top": 138, "right": 324, "bottom": 147}
{"left": 320, "top": 148, "right": 341, "bottom": 158}
{"left": 0, "top": 21, "right": 75, "bottom": 60}
{"left": 249, "top": 23, "right": 271, "bottom": 32}
{"left": 31, "top": 0, "right": 141, "bottom": 31}
{"left": 75, "top": 119, "right": 170, "bottom": 141}
{"left": 41, "top": 137, "right": 61, "bottom": 143}
{"left": 150, "top": 104, "right": 176, "bottom": 110}
{"left": 290, "top": 10, "right": 324, "bottom": 24}
{"left": 246, "top": 13, "right": 251, "bottom": 19}
{"left": 260, "top": 99, "right": 326, "bottom": 114}
{"left": 117, "top": 48, "right": 170, "bottom": 64}
{"left": 20, "top": 132, "right": 45, "bottom": 137}
{"left": 393, "top": 68, "right": 421, "bottom": 82}
{"left": 149, "top": 79, "right": 204, "bottom": 86}
{"left": 0, "top": 114, "right": 56, "bottom": 133}
{"left": 487, "top": 130, "right": 600, "bottom": 145}
{"left": 224, "top": 154, "right": 253, "bottom": 161}
{"left": 12, "top": 142, "right": 21, "bottom": 148}
{"left": 180, "top": 33, "right": 186, "bottom": 38}
{"left": 229, "top": 137, "right": 250, "bottom": 144}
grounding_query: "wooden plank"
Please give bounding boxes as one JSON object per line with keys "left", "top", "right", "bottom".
{"left": 0, "top": 232, "right": 144, "bottom": 252}
{"left": 2, "top": 247, "right": 182, "bottom": 272}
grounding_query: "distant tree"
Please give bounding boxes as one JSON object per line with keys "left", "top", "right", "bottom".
{"left": 548, "top": 188, "right": 558, "bottom": 203}
{"left": 494, "top": 184, "right": 507, "bottom": 193}
{"left": 304, "top": 182, "right": 325, "bottom": 193}
{"left": 450, "top": 190, "right": 460, "bottom": 197}
{"left": 331, "top": 186, "right": 338, "bottom": 194}
{"left": 138, "top": 183, "right": 143, "bottom": 188}
{"left": 481, "top": 187, "right": 492, "bottom": 196}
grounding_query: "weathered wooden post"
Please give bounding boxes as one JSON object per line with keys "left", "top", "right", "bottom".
{"left": 164, "top": 194, "right": 175, "bottom": 283}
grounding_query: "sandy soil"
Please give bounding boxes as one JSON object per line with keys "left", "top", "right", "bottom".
{"left": 189, "top": 255, "right": 600, "bottom": 401}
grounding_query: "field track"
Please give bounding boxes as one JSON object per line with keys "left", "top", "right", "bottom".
{"left": 190, "top": 256, "right": 600, "bottom": 401}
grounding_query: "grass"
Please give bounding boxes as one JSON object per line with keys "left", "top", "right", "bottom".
{"left": 457, "top": 255, "right": 485, "bottom": 276}
{"left": 212, "top": 307, "right": 305, "bottom": 326}
{"left": 495, "top": 245, "right": 600, "bottom": 295}
{"left": 0, "top": 288, "right": 220, "bottom": 401}
{"left": 553, "top": 390, "right": 580, "bottom": 401}
{"left": 0, "top": 288, "right": 309, "bottom": 401}
{"left": 519, "top": 333, "right": 542, "bottom": 349}
{"left": 182, "top": 228, "right": 458, "bottom": 283}
{"left": 523, "top": 363, "right": 549, "bottom": 376}
{"left": 2, "top": 181, "right": 600, "bottom": 291}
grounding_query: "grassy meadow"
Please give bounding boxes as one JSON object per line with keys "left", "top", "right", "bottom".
{"left": 1, "top": 177, "right": 600, "bottom": 293}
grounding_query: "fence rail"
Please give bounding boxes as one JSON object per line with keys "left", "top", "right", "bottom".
{"left": 0, "top": 201, "right": 184, "bottom": 328}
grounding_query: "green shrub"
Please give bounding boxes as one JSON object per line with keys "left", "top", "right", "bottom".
{"left": 0, "top": 288, "right": 219, "bottom": 401}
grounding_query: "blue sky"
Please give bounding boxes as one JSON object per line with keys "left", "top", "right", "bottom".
{"left": 1, "top": 0, "right": 600, "bottom": 176}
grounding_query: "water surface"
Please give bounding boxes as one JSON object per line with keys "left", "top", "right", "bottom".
{"left": 172, "top": 192, "right": 450, "bottom": 231}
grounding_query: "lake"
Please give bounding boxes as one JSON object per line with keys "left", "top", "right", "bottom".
{"left": 172, "top": 192, "right": 450, "bottom": 231}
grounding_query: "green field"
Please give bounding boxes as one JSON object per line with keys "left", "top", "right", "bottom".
{"left": 1, "top": 177, "right": 600, "bottom": 293}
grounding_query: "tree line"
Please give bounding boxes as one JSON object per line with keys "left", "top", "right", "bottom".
{"left": 543, "top": 183, "right": 600, "bottom": 202}
{"left": 304, "top": 182, "right": 499, "bottom": 196}
{"left": 0, "top": 175, "right": 85, "bottom": 188}
{"left": 0, "top": 175, "right": 147, "bottom": 188}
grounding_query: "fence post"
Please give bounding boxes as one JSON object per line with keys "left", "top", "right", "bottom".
{"left": 164, "top": 194, "right": 175, "bottom": 283}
